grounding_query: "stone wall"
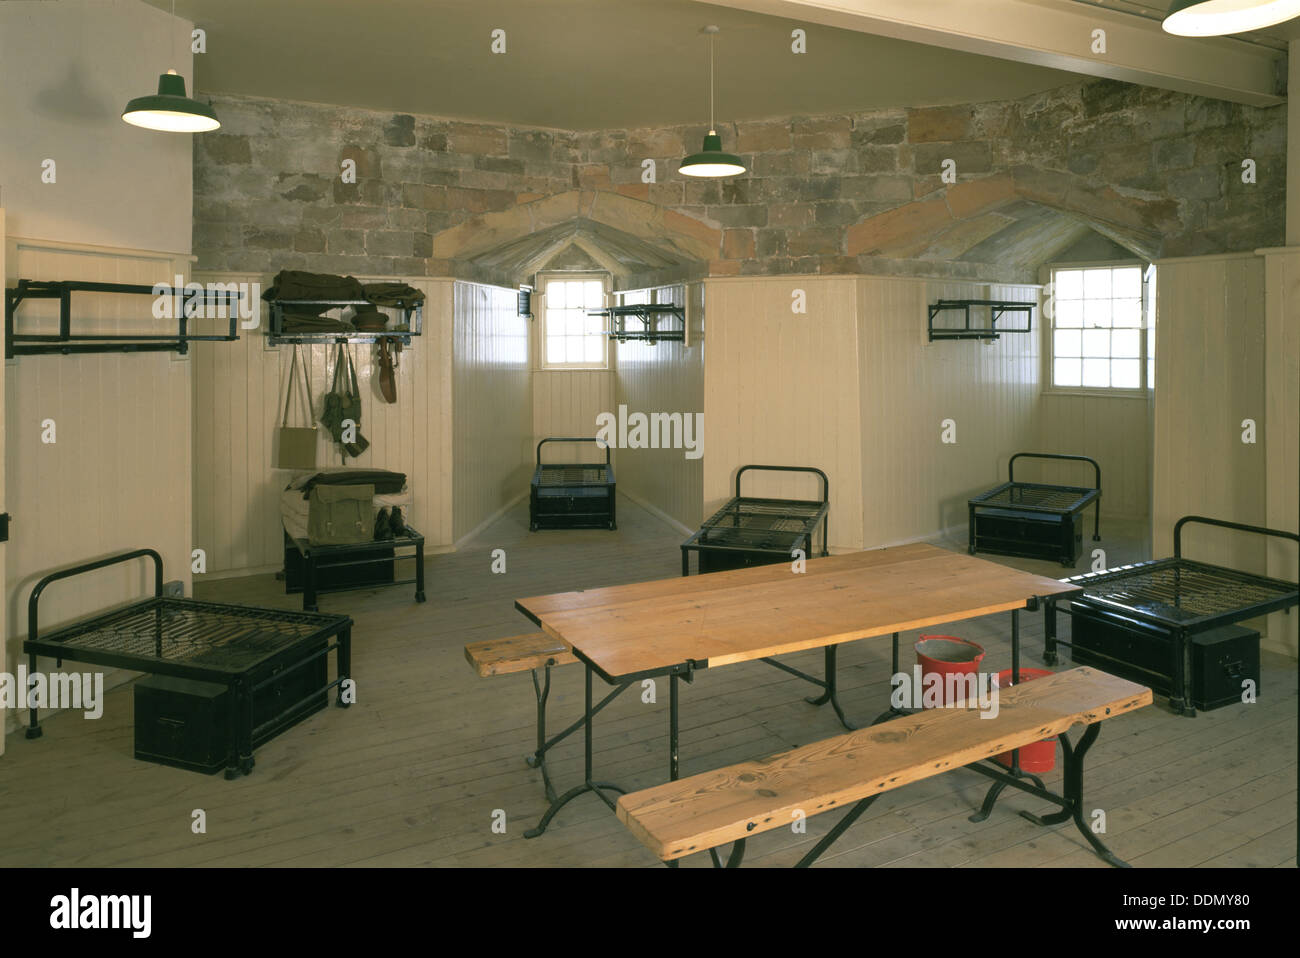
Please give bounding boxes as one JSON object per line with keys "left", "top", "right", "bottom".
{"left": 194, "top": 79, "right": 1285, "bottom": 285}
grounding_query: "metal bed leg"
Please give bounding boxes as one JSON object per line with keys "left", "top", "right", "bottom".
{"left": 1169, "top": 627, "right": 1196, "bottom": 717}
{"left": 414, "top": 538, "right": 426, "bottom": 603}
{"left": 805, "top": 645, "right": 858, "bottom": 731}
{"left": 524, "top": 664, "right": 629, "bottom": 839}
{"left": 25, "top": 650, "right": 42, "bottom": 739}
{"left": 336, "top": 626, "right": 352, "bottom": 708}
{"left": 968, "top": 504, "right": 977, "bottom": 555}
{"left": 681, "top": 547, "right": 689, "bottom": 577}
{"left": 304, "top": 552, "right": 319, "bottom": 613}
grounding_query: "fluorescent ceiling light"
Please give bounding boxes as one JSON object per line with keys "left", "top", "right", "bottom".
{"left": 1162, "top": 0, "right": 1300, "bottom": 36}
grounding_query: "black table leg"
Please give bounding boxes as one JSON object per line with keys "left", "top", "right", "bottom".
{"left": 870, "top": 632, "right": 904, "bottom": 726}
{"left": 1043, "top": 598, "right": 1059, "bottom": 666}
{"left": 805, "top": 645, "right": 858, "bottom": 731}
{"left": 524, "top": 663, "right": 629, "bottom": 839}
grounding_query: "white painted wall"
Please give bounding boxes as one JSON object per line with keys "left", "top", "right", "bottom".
{"left": 452, "top": 282, "right": 533, "bottom": 542}
{"left": 4, "top": 238, "right": 194, "bottom": 737}
{"left": 0, "top": 0, "right": 194, "bottom": 254}
{"left": 612, "top": 284, "right": 703, "bottom": 532}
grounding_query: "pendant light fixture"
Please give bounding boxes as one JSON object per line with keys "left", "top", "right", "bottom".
{"left": 679, "top": 26, "right": 746, "bottom": 178}
{"left": 122, "top": 0, "right": 220, "bottom": 132}
{"left": 1162, "top": 0, "right": 1300, "bottom": 36}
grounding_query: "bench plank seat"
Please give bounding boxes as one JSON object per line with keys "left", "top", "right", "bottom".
{"left": 464, "top": 633, "right": 577, "bottom": 677}
{"left": 616, "top": 667, "right": 1151, "bottom": 861}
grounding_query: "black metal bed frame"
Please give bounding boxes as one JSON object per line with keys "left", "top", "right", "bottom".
{"left": 968, "top": 452, "right": 1102, "bottom": 567}
{"left": 681, "top": 464, "right": 830, "bottom": 576}
{"left": 529, "top": 438, "right": 616, "bottom": 531}
{"left": 1043, "top": 516, "right": 1299, "bottom": 717}
{"left": 22, "top": 549, "right": 353, "bottom": 778}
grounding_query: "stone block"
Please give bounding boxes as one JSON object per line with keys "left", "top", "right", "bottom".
{"left": 906, "top": 106, "right": 972, "bottom": 143}
{"left": 722, "top": 229, "right": 755, "bottom": 259}
{"left": 736, "top": 121, "right": 792, "bottom": 153}
{"left": 384, "top": 114, "right": 416, "bottom": 147}
{"left": 793, "top": 116, "right": 851, "bottom": 150}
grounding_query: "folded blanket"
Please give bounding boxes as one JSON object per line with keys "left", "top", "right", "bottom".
{"left": 292, "top": 469, "right": 408, "bottom": 497}
{"left": 264, "top": 270, "right": 365, "bottom": 313}
{"left": 363, "top": 282, "right": 425, "bottom": 307}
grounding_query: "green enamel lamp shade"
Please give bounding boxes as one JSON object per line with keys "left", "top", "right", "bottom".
{"left": 122, "top": 71, "right": 220, "bottom": 132}
{"left": 1162, "top": 0, "right": 1300, "bottom": 35}
{"left": 679, "top": 131, "right": 746, "bottom": 178}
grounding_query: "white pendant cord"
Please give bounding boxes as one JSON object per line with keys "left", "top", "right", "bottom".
{"left": 707, "top": 31, "right": 717, "bottom": 133}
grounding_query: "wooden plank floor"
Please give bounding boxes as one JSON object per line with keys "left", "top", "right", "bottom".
{"left": 0, "top": 499, "right": 1294, "bottom": 867}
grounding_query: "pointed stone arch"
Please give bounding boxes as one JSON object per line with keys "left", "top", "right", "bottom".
{"left": 429, "top": 190, "right": 719, "bottom": 285}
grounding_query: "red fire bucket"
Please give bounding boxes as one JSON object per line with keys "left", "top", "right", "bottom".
{"left": 993, "top": 668, "right": 1057, "bottom": 772}
{"left": 915, "top": 635, "right": 986, "bottom": 707}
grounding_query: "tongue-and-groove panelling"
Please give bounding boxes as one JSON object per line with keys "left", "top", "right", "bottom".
{"left": 612, "top": 284, "right": 703, "bottom": 532}
{"left": 3, "top": 238, "right": 193, "bottom": 735}
{"left": 1152, "top": 253, "right": 1267, "bottom": 575}
{"left": 190, "top": 274, "right": 455, "bottom": 576}
{"left": 451, "top": 281, "right": 533, "bottom": 543}
{"left": 856, "top": 278, "right": 1042, "bottom": 550}
{"left": 702, "top": 277, "right": 864, "bottom": 553}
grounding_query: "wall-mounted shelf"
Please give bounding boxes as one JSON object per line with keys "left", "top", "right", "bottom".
{"left": 267, "top": 299, "right": 422, "bottom": 347}
{"left": 928, "top": 299, "right": 1034, "bottom": 342}
{"left": 5, "top": 280, "right": 241, "bottom": 358}
{"left": 588, "top": 304, "right": 685, "bottom": 344}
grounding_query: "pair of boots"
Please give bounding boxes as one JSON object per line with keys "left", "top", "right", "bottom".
{"left": 374, "top": 506, "right": 406, "bottom": 540}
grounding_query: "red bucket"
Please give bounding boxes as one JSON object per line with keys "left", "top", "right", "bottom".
{"left": 993, "top": 668, "right": 1057, "bottom": 773}
{"left": 915, "top": 635, "right": 986, "bottom": 707}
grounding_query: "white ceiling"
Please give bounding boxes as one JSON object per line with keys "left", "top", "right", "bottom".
{"left": 144, "top": 0, "right": 1080, "bottom": 129}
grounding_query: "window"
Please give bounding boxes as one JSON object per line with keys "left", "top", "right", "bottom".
{"left": 540, "top": 274, "right": 607, "bottom": 369}
{"left": 1049, "top": 264, "right": 1149, "bottom": 391}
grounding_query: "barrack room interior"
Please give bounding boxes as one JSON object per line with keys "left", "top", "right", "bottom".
{"left": 4, "top": 0, "right": 1300, "bottom": 883}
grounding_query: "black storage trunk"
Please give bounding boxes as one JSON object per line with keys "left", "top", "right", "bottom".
{"left": 1069, "top": 604, "right": 1259, "bottom": 711}
{"left": 967, "top": 453, "right": 1101, "bottom": 567}
{"left": 972, "top": 508, "right": 1083, "bottom": 565}
{"left": 133, "top": 639, "right": 328, "bottom": 774}
{"left": 134, "top": 675, "right": 231, "bottom": 774}
{"left": 283, "top": 531, "right": 394, "bottom": 592}
{"left": 530, "top": 438, "right": 616, "bottom": 531}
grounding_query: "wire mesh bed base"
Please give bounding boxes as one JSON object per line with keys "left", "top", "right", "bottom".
{"left": 530, "top": 438, "right": 616, "bottom": 531}
{"left": 968, "top": 453, "right": 1102, "bottom": 567}
{"left": 22, "top": 549, "right": 352, "bottom": 777}
{"left": 1042, "top": 516, "right": 1298, "bottom": 716}
{"left": 682, "top": 465, "right": 830, "bottom": 576}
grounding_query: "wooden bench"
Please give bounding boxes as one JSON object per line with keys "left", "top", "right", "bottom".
{"left": 616, "top": 667, "right": 1152, "bottom": 868}
{"left": 465, "top": 632, "right": 578, "bottom": 801}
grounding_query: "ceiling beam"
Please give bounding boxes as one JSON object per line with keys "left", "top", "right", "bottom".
{"left": 694, "top": 0, "right": 1287, "bottom": 106}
